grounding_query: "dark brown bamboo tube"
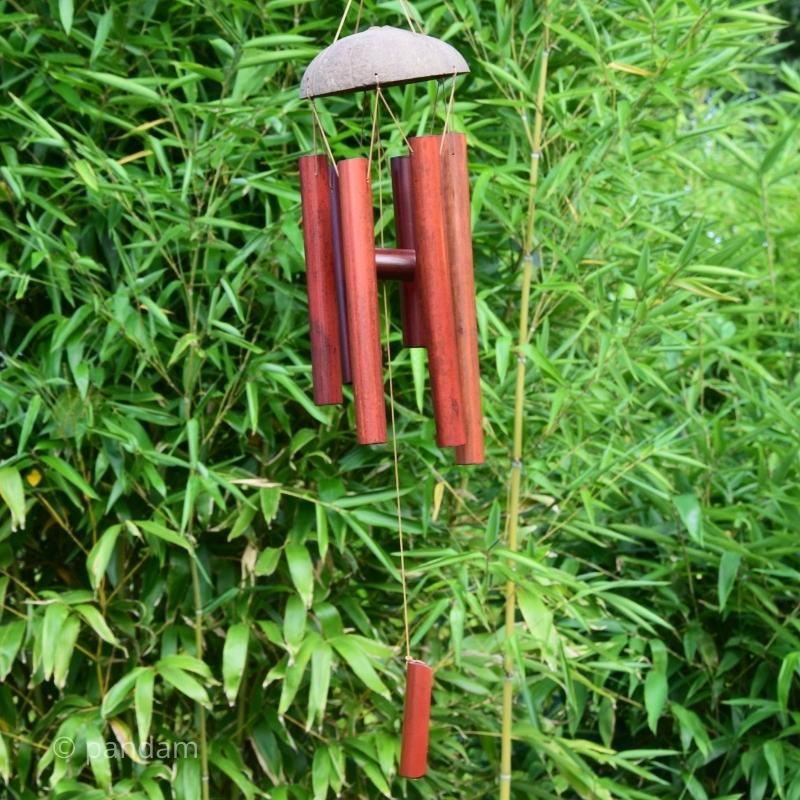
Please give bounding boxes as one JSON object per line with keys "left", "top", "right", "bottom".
{"left": 441, "top": 133, "right": 485, "bottom": 465}
{"left": 328, "top": 165, "right": 352, "bottom": 384}
{"left": 337, "top": 158, "right": 387, "bottom": 445}
{"left": 399, "top": 659, "right": 433, "bottom": 779}
{"left": 409, "top": 135, "right": 466, "bottom": 447}
{"left": 376, "top": 248, "right": 415, "bottom": 280}
{"left": 391, "top": 156, "right": 426, "bottom": 348}
{"left": 298, "top": 155, "right": 343, "bottom": 406}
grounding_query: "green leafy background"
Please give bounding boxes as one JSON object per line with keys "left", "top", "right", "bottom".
{"left": 1, "top": 0, "right": 799, "bottom": 798}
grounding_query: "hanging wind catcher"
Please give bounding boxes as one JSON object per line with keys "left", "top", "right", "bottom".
{"left": 297, "top": 22, "right": 484, "bottom": 466}
{"left": 297, "top": 12, "right": 481, "bottom": 781}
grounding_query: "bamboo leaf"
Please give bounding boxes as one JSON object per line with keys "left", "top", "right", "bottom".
{"left": 159, "top": 666, "right": 211, "bottom": 707}
{"left": 645, "top": 640, "right": 669, "bottom": 733}
{"left": 0, "top": 467, "right": 26, "bottom": 531}
{"left": 717, "top": 551, "right": 741, "bottom": 611}
{"left": 75, "top": 603, "right": 121, "bottom": 647}
{"left": 0, "top": 621, "right": 26, "bottom": 680}
{"left": 90, "top": 8, "right": 114, "bottom": 62}
{"left": 75, "top": 69, "right": 162, "bottom": 101}
{"left": 330, "top": 635, "right": 391, "bottom": 699}
{"left": 673, "top": 493, "right": 703, "bottom": 545}
{"left": 41, "top": 602, "right": 70, "bottom": 681}
{"left": 137, "top": 520, "right": 193, "bottom": 551}
{"left": 285, "top": 542, "right": 314, "bottom": 609}
{"left": 58, "top": 0, "right": 74, "bottom": 34}
{"left": 135, "top": 668, "right": 156, "bottom": 745}
{"left": 222, "top": 623, "right": 250, "bottom": 705}
{"left": 39, "top": 455, "right": 99, "bottom": 500}
{"left": 102, "top": 667, "right": 146, "bottom": 717}
{"left": 86, "top": 524, "right": 122, "bottom": 589}
{"left": 86, "top": 723, "right": 112, "bottom": 790}
{"left": 0, "top": 734, "right": 9, "bottom": 783}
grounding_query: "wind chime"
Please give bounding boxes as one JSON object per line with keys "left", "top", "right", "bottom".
{"left": 298, "top": 12, "right": 481, "bottom": 781}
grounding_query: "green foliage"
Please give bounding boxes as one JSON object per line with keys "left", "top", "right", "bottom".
{"left": 1, "top": 0, "right": 799, "bottom": 798}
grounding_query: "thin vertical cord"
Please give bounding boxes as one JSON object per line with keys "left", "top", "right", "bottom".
{"left": 367, "top": 86, "right": 381, "bottom": 177}
{"left": 430, "top": 80, "right": 442, "bottom": 135}
{"left": 440, "top": 70, "right": 458, "bottom": 151}
{"left": 377, "top": 85, "right": 412, "bottom": 151}
{"left": 372, "top": 82, "right": 412, "bottom": 662}
{"left": 383, "top": 285, "right": 412, "bottom": 661}
{"left": 376, "top": 103, "right": 385, "bottom": 273}
{"left": 400, "top": 0, "right": 420, "bottom": 33}
{"left": 312, "top": 112, "right": 317, "bottom": 157}
{"left": 333, "top": 0, "right": 353, "bottom": 42}
{"left": 310, "top": 102, "right": 338, "bottom": 175}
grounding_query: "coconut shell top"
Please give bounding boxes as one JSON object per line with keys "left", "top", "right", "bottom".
{"left": 299, "top": 26, "right": 469, "bottom": 99}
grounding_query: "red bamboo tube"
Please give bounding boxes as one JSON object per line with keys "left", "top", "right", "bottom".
{"left": 399, "top": 659, "right": 433, "bottom": 779}
{"left": 391, "top": 156, "right": 426, "bottom": 348}
{"left": 409, "top": 135, "right": 466, "bottom": 447}
{"left": 441, "top": 133, "right": 485, "bottom": 465}
{"left": 376, "top": 248, "right": 415, "bottom": 280}
{"left": 328, "top": 165, "right": 353, "bottom": 385}
{"left": 337, "top": 158, "right": 387, "bottom": 445}
{"left": 299, "top": 155, "right": 342, "bottom": 406}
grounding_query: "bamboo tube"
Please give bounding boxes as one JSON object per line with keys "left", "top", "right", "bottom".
{"left": 399, "top": 660, "right": 433, "bottom": 779}
{"left": 298, "top": 155, "right": 343, "bottom": 406}
{"left": 391, "top": 156, "right": 426, "bottom": 348}
{"left": 337, "top": 158, "right": 387, "bottom": 445}
{"left": 440, "top": 132, "right": 484, "bottom": 465}
{"left": 409, "top": 135, "right": 466, "bottom": 448}
{"left": 328, "top": 165, "right": 353, "bottom": 385}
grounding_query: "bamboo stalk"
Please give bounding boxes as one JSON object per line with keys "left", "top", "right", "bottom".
{"left": 190, "top": 555, "right": 210, "bottom": 800}
{"left": 500, "top": 21, "right": 550, "bottom": 800}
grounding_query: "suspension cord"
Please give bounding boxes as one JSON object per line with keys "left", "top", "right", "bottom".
{"left": 310, "top": 101, "right": 338, "bottom": 174}
{"left": 333, "top": 0, "right": 353, "bottom": 43}
{"left": 377, "top": 85, "right": 412, "bottom": 151}
{"left": 371, "top": 83, "right": 412, "bottom": 661}
{"left": 383, "top": 286, "right": 412, "bottom": 661}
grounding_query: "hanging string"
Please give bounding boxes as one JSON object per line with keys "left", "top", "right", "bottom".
{"left": 312, "top": 111, "right": 318, "bottom": 159}
{"left": 310, "top": 101, "right": 338, "bottom": 175}
{"left": 324, "top": 0, "right": 421, "bottom": 664}
{"left": 368, "top": 75, "right": 412, "bottom": 662}
{"left": 440, "top": 69, "right": 458, "bottom": 152}
{"left": 400, "top": 0, "right": 421, "bottom": 33}
{"left": 376, "top": 111, "right": 385, "bottom": 249}
{"left": 337, "top": 0, "right": 417, "bottom": 41}
{"left": 383, "top": 285, "right": 412, "bottom": 661}
{"left": 333, "top": 0, "right": 353, "bottom": 43}
{"left": 430, "top": 79, "right": 442, "bottom": 135}
{"left": 366, "top": 83, "right": 381, "bottom": 178}
{"left": 377, "top": 85, "right": 412, "bottom": 152}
